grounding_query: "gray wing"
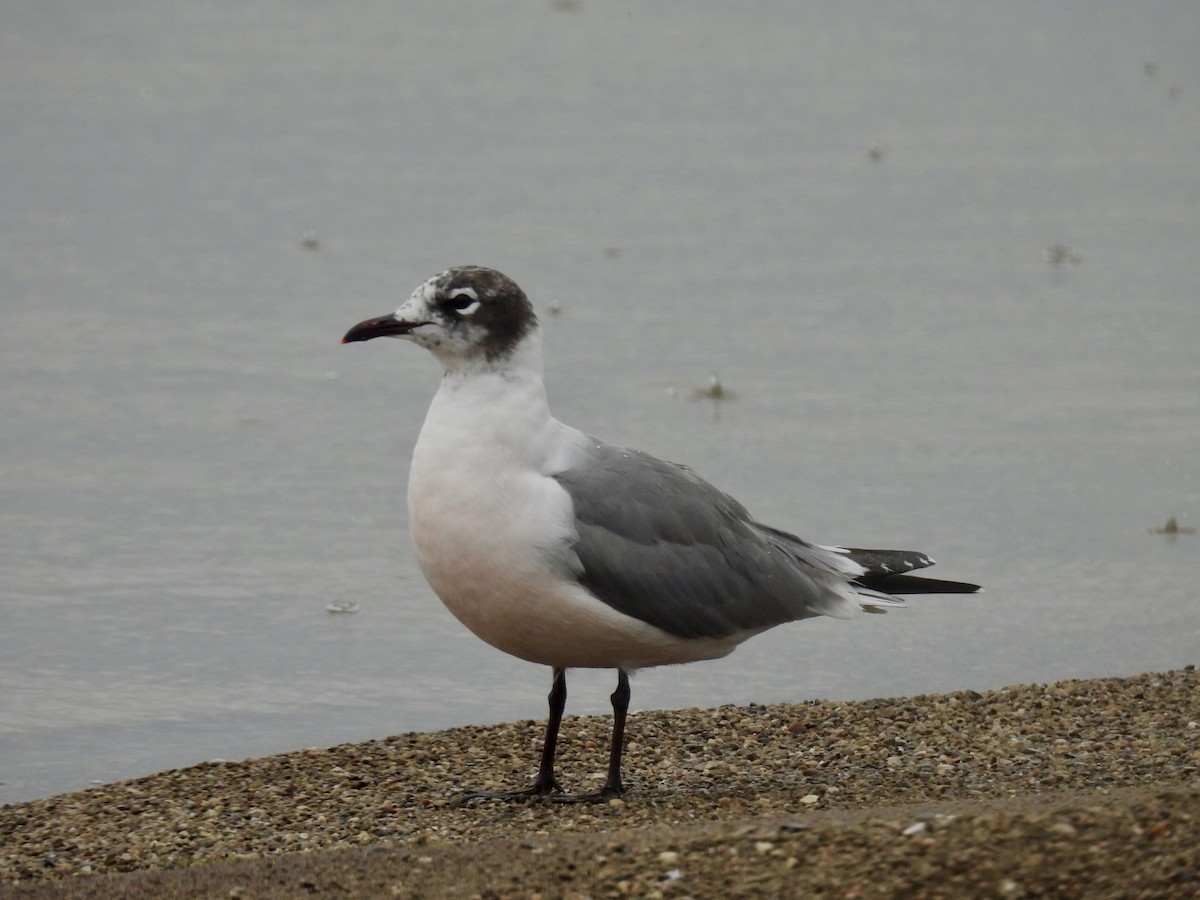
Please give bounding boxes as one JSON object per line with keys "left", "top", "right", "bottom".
{"left": 550, "top": 440, "right": 858, "bottom": 640}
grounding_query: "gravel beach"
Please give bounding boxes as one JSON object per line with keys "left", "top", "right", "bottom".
{"left": 3, "top": 668, "right": 1197, "bottom": 897}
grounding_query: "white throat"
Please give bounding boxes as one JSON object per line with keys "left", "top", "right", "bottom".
{"left": 410, "top": 329, "right": 564, "bottom": 502}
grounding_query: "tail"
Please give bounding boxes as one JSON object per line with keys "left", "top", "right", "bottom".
{"left": 753, "top": 525, "right": 981, "bottom": 615}
{"left": 833, "top": 546, "right": 982, "bottom": 595}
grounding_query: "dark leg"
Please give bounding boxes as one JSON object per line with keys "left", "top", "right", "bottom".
{"left": 532, "top": 666, "right": 567, "bottom": 792}
{"left": 549, "top": 668, "right": 629, "bottom": 803}
{"left": 461, "top": 667, "right": 565, "bottom": 801}
{"left": 602, "top": 669, "right": 631, "bottom": 796}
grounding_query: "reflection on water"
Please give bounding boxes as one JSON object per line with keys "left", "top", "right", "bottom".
{"left": 2, "top": 1, "right": 1198, "bottom": 803}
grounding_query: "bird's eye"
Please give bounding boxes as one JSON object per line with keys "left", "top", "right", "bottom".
{"left": 443, "top": 294, "right": 481, "bottom": 316}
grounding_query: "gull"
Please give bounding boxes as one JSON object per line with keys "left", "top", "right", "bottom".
{"left": 343, "top": 266, "right": 980, "bottom": 802}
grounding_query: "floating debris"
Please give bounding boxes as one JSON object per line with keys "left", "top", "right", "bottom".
{"left": 325, "top": 601, "right": 360, "bottom": 614}
{"left": 546, "top": 298, "right": 562, "bottom": 316}
{"left": 1144, "top": 61, "right": 1158, "bottom": 78}
{"left": 1150, "top": 516, "right": 1195, "bottom": 535}
{"left": 1043, "top": 244, "right": 1081, "bottom": 267}
{"left": 868, "top": 145, "right": 885, "bottom": 162}
{"left": 692, "top": 372, "right": 731, "bottom": 402}
{"left": 301, "top": 230, "right": 320, "bottom": 250}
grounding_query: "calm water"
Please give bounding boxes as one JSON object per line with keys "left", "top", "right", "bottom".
{"left": 3, "top": 2, "right": 1198, "bottom": 804}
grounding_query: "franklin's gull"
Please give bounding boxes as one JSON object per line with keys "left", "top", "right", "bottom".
{"left": 343, "top": 266, "right": 980, "bottom": 802}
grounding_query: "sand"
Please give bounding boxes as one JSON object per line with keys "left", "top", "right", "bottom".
{"left": 2, "top": 668, "right": 1197, "bottom": 898}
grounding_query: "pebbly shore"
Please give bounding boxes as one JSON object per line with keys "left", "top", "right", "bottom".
{"left": 2, "top": 668, "right": 1197, "bottom": 897}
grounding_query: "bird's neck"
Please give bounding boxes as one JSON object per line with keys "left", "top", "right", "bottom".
{"left": 435, "top": 329, "right": 545, "bottom": 385}
{"left": 419, "top": 331, "right": 558, "bottom": 468}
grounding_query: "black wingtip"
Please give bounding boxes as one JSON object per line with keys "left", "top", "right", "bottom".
{"left": 856, "top": 573, "right": 982, "bottom": 595}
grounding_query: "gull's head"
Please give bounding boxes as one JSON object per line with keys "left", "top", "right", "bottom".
{"left": 342, "top": 266, "right": 538, "bottom": 368}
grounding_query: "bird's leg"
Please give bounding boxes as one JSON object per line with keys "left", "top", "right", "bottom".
{"left": 460, "top": 667, "right": 566, "bottom": 801}
{"left": 601, "top": 668, "right": 631, "bottom": 796}
{"left": 549, "top": 668, "right": 629, "bottom": 804}
{"left": 531, "top": 666, "right": 568, "bottom": 793}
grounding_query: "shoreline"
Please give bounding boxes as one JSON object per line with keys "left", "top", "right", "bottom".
{"left": 3, "top": 668, "right": 1197, "bottom": 896}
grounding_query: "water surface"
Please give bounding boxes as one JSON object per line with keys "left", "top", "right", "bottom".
{"left": 3, "top": 1, "right": 1198, "bottom": 803}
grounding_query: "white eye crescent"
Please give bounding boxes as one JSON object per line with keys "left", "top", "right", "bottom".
{"left": 444, "top": 288, "right": 481, "bottom": 316}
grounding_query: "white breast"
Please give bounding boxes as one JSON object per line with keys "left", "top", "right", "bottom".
{"left": 406, "top": 369, "right": 742, "bottom": 670}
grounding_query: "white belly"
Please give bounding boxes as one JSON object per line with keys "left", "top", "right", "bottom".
{"left": 410, "top": 461, "right": 741, "bottom": 669}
